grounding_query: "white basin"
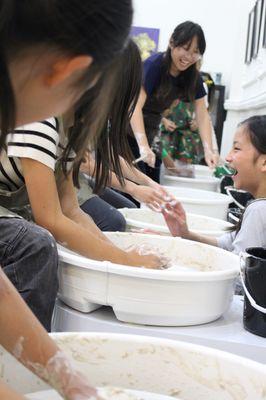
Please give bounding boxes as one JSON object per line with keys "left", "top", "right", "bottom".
{"left": 119, "top": 208, "right": 233, "bottom": 237}
{"left": 57, "top": 232, "right": 238, "bottom": 326}
{"left": 157, "top": 186, "right": 231, "bottom": 220}
{"left": 162, "top": 174, "right": 220, "bottom": 192}
{"left": 1, "top": 333, "right": 266, "bottom": 399}
{"left": 161, "top": 164, "right": 219, "bottom": 192}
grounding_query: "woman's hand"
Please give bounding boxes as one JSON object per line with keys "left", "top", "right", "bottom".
{"left": 138, "top": 145, "right": 156, "bottom": 167}
{"left": 132, "top": 185, "right": 171, "bottom": 211}
{"left": 162, "top": 201, "right": 189, "bottom": 238}
{"left": 204, "top": 147, "right": 219, "bottom": 169}
{"left": 188, "top": 119, "right": 198, "bottom": 132}
{"left": 162, "top": 117, "right": 177, "bottom": 132}
{"left": 126, "top": 248, "right": 169, "bottom": 269}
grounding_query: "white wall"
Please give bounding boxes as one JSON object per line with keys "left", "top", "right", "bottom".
{"left": 221, "top": 0, "right": 266, "bottom": 157}
{"left": 133, "top": 0, "right": 243, "bottom": 90}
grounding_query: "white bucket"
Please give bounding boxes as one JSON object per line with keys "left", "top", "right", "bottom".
{"left": 161, "top": 164, "right": 219, "bottom": 192}
{"left": 57, "top": 232, "right": 238, "bottom": 326}
{"left": 119, "top": 208, "right": 233, "bottom": 237}
{"left": 156, "top": 186, "right": 231, "bottom": 220}
{"left": 1, "top": 333, "right": 266, "bottom": 399}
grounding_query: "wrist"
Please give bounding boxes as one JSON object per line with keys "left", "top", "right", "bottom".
{"left": 125, "top": 180, "right": 136, "bottom": 196}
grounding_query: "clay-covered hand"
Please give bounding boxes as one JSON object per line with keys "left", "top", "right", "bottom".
{"left": 139, "top": 145, "right": 156, "bottom": 168}
{"left": 161, "top": 201, "right": 189, "bottom": 238}
{"left": 126, "top": 247, "right": 169, "bottom": 269}
{"left": 133, "top": 185, "right": 171, "bottom": 212}
{"left": 35, "top": 351, "right": 102, "bottom": 400}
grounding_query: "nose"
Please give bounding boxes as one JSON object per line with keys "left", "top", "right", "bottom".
{"left": 225, "top": 151, "right": 233, "bottom": 163}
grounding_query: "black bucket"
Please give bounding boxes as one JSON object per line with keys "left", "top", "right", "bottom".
{"left": 241, "top": 247, "right": 266, "bottom": 337}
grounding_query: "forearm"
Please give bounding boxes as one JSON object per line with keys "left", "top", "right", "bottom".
{"left": 45, "top": 214, "right": 130, "bottom": 264}
{"left": 64, "top": 206, "right": 108, "bottom": 242}
{"left": 118, "top": 157, "right": 152, "bottom": 186}
{"left": 184, "top": 231, "right": 218, "bottom": 247}
{"left": 0, "top": 270, "right": 58, "bottom": 379}
{"left": 197, "top": 115, "right": 213, "bottom": 150}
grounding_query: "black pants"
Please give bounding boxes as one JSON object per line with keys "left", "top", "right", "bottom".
{"left": 81, "top": 187, "right": 136, "bottom": 232}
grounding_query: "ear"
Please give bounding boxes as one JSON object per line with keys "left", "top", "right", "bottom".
{"left": 260, "top": 155, "right": 266, "bottom": 172}
{"left": 45, "top": 55, "right": 93, "bottom": 87}
{"left": 169, "top": 39, "right": 174, "bottom": 49}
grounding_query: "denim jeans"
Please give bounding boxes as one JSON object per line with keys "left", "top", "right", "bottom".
{"left": 0, "top": 218, "right": 58, "bottom": 331}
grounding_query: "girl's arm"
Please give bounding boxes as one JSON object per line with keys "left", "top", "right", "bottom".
{"left": 130, "top": 87, "right": 155, "bottom": 167}
{"left": 81, "top": 155, "right": 170, "bottom": 207}
{"left": 0, "top": 270, "right": 98, "bottom": 400}
{"left": 162, "top": 201, "right": 218, "bottom": 247}
{"left": 21, "top": 158, "right": 163, "bottom": 268}
{"left": 194, "top": 97, "right": 219, "bottom": 168}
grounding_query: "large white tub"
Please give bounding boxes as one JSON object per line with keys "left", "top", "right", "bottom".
{"left": 57, "top": 232, "right": 238, "bottom": 326}
{"left": 119, "top": 208, "right": 233, "bottom": 237}
{"left": 157, "top": 186, "right": 231, "bottom": 220}
{"left": 1, "top": 333, "right": 266, "bottom": 399}
{"left": 161, "top": 164, "right": 219, "bottom": 192}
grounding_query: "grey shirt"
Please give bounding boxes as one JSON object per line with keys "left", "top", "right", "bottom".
{"left": 217, "top": 199, "right": 266, "bottom": 255}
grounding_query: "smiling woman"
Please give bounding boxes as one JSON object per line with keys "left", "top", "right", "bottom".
{"left": 128, "top": 21, "right": 219, "bottom": 184}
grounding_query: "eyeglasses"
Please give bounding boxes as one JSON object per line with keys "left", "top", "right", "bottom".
{"left": 178, "top": 46, "right": 202, "bottom": 62}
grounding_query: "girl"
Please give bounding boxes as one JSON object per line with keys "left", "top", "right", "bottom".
{"left": 129, "top": 21, "right": 219, "bottom": 183}
{"left": 163, "top": 115, "right": 266, "bottom": 255}
{"left": 1, "top": 40, "right": 164, "bottom": 269}
{"left": 0, "top": 0, "right": 133, "bottom": 399}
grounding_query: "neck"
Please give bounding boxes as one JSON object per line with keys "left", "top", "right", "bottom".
{"left": 252, "top": 182, "right": 266, "bottom": 199}
{"left": 170, "top": 62, "right": 180, "bottom": 77}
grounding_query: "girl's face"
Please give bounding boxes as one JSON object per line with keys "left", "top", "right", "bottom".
{"left": 226, "top": 126, "right": 263, "bottom": 195}
{"left": 170, "top": 36, "right": 201, "bottom": 75}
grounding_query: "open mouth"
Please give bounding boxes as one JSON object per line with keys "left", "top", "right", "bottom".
{"left": 179, "top": 59, "right": 190, "bottom": 67}
{"left": 224, "top": 165, "right": 237, "bottom": 177}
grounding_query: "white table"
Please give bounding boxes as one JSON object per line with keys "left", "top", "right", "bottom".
{"left": 52, "top": 296, "right": 266, "bottom": 364}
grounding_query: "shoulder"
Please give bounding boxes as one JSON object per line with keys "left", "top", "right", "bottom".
{"left": 143, "top": 52, "right": 164, "bottom": 96}
{"left": 243, "top": 199, "right": 266, "bottom": 223}
{"left": 144, "top": 52, "right": 164, "bottom": 70}
{"left": 7, "top": 117, "right": 60, "bottom": 170}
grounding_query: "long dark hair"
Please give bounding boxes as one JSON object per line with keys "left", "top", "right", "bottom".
{"left": 0, "top": 0, "right": 133, "bottom": 148}
{"left": 158, "top": 21, "right": 206, "bottom": 102}
{"left": 70, "top": 39, "right": 142, "bottom": 191}
{"left": 231, "top": 115, "right": 266, "bottom": 233}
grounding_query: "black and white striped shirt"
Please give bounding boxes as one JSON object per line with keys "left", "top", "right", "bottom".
{"left": 0, "top": 117, "right": 75, "bottom": 192}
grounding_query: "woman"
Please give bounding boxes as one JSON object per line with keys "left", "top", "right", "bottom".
{"left": 129, "top": 21, "right": 219, "bottom": 182}
{"left": 0, "top": 0, "right": 133, "bottom": 398}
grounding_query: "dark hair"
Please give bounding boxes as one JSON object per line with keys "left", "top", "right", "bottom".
{"left": 159, "top": 21, "right": 206, "bottom": 102}
{"left": 0, "top": 0, "right": 133, "bottom": 148}
{"left": 230, "top": 115, "right": 266, "bottom": 233}
{"left": 239, "top": 115, "right": 266, "bottom": 155}
{"left": 70, "top": 39, "right": 142, "bottom": 191}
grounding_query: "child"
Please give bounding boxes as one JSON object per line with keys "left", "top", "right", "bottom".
{"left": 0, "top": 0, "right": 133, "bottom": 398}
{"left": 163, "top": 115, "right": 266, "bottom": 255}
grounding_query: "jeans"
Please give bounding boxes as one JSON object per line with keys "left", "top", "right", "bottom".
{"left": 0, "top": 218, "right": 58, "bottom": 331}
{"left": 81, "top": 194, "right": 131, "bottom": 232}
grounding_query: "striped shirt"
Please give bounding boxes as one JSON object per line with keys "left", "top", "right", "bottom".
{"left": 0, "top": 118, "right": 75, "bottom": 192}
